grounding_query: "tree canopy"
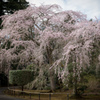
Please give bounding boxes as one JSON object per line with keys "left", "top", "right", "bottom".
{"left": 0, "top": 4, "right": 100, "bottom": 92}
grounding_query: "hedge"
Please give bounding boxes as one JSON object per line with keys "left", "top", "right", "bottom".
{"left": 9, "top": 70, "right": 34, "bottom": 91}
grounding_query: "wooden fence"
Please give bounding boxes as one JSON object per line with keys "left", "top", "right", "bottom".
{"left": 7, "top": 87, "right": 100, "bottom": 100}
{"left": 8, "top": 87, "right": 70, "bottom": 100}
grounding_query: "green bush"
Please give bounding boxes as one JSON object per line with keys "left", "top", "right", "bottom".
{"left": 9, "top": 70, "right": 34, "bottom": 91}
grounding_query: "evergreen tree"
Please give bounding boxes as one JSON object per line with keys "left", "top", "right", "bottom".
{"left": 0, "top": 0, "right": 5, "bottom": 28}
{"left": 6, "top": 0, "right": 29, "bottom": 14}
{"left": 0, "top": 0, "right": 4, "bottom": 15}
{"left": 0, "top": 0, "right": 29, "bottom": 28}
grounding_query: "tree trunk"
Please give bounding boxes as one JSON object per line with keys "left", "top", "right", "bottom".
{"left": 73, "top": 78, "right": 78, "bottom": 95}
{"left": 46, "top": 46, "right": 56, "bottom": 91}
{"left": 49, "top": 69, "right": 56, "bottom": 91}
{"left": 96, "top": 64, "right": 100, "bottom": 78}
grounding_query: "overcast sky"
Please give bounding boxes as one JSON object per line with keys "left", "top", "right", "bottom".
{"left": 26, "top": 0, "right": 100, "bottom": 20}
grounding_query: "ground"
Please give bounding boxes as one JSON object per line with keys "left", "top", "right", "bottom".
{"left": 0, "top": 87, "right": 24, "bottom": 100}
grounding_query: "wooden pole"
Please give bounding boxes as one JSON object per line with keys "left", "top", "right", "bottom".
{"left": 29, "top": 93, "right": 31, "bottom": 99}
{"left": 49, "top": 93, "right": 51, "bottom": 100}
{"left": 67, "top": 94, "right": 69, "bottom": 100}
{"left": 39, "top": 94, "right": 40, "bottom": 100}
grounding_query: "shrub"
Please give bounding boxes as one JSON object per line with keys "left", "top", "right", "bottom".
{"left": 9, "top": 70, "right": 34, "bottom": 91}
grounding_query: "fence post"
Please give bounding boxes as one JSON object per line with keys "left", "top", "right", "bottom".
{"left": 67, "top": 94, "right": 69, "bottom": 100}
{"left": 29, "top": 93, "right": 31, "bottom": 99}
{"left": 23, "top": 92, "right": 25, "bottom": 98}
{"left": 18, "top": 92, "right": 20, "bottom": 97}
{"left": 49, "top": 93, "right": 51, "bottom": 100}
{"left": 12, "top": 90, "right": 13, "bottom": 95}
{"left": 39, "top": 93, "right": 40, "bottom": 100}
{"left": 14, "top": 91, "right": 15, "bottom": 96}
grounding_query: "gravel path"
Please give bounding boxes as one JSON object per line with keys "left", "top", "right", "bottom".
{"left": 0, "top": 87, "right": 24, "bottom": 100}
